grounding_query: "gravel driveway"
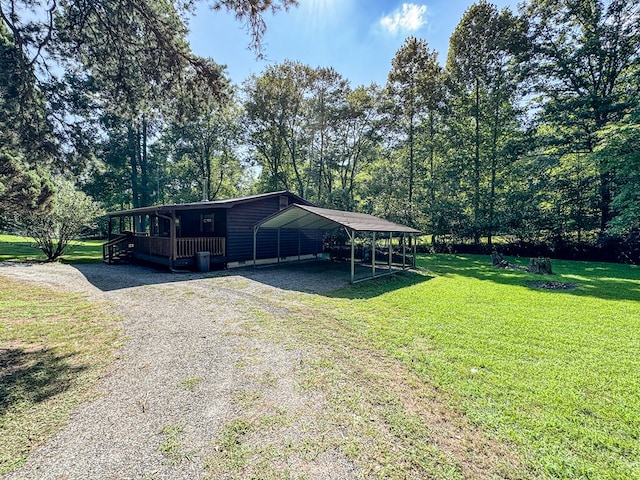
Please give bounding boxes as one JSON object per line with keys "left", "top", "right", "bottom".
{"left": 1, "top": 262, "right": 358, "bottom": 479}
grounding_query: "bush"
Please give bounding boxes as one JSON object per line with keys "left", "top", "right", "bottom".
{"left": 16, "top": 180, "right": 103, "bottom": 261}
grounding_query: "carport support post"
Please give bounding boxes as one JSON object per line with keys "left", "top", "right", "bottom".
{"left": 253, "top": 226, "right": 258, "bottom": 268}
{"left": 297, "top": 228, "right": 301, "bottom": 261}
{"left": 412, "top": 235, "right": 417, "bottom": 267}
{"left": 402, "top": 234, "right": 406, "bottom": 269}
{"left": 388, "top": 232, "right": 392, "bottom": 269}
{"left": 351, "top": 234, "right": 355, "bottom": 283}
{"left": 371, "top": 231, "right": 376, "bottom": 278}
{"left": 277, "top": 228, "right": 280, "bottom": 264}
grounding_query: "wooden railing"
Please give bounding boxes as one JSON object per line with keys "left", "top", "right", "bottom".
{"left": 133, "top": 236, "right": 172, "bottom": 257}
{"left": 176, "top": 237, "right": 225, "bottom": 258}
{"left": 127, "top": 235, "right": 225, "bottom": 259}
{"left": 102, "top": 233, "right": 133, "bottom": 264}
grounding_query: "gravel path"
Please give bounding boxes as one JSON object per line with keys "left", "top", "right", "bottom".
{"left": 1, "top": 262, "right": 358, "bottom": 479}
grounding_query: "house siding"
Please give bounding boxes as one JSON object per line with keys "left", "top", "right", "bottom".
{"left": 226, "top": 193, "right": 323, "bottom": 263}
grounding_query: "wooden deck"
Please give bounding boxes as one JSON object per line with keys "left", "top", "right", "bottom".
{"left": 104, "top": 234, "right": 226, "bottom": 266}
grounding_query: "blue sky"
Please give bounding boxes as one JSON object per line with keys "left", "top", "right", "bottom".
{"left": 188, "top": 0, "right": 521, "bottom": 88}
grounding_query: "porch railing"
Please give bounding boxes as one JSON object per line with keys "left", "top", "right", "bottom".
{"left": 102, "top": 233, "right": 134, "bottom": 264}
{"left": 133, "top": 236, "right": 172, "bottom": 257}
{"left": 132, "top": 235, "right": 225, "bottom": 259}
{"left": 176, "top": 237, "right": 225, "bottom": 258}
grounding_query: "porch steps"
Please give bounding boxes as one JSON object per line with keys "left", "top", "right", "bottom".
{"left": 103, "top": 233, "right": 134, "bottom": 265}
{"left": 104, "top": 250, "right": 132, "bottom": 264}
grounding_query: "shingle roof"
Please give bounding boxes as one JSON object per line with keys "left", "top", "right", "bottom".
{"left": 255, "top": 204, "right": 421, "bottom": 234}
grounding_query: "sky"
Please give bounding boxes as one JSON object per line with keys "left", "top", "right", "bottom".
{"left": 188, "top": 0, "right": 521, "bottom": 88}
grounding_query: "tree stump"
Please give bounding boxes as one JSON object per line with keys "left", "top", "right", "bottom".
{"left": 529, "top": 257, "right": 552, "bottom": 275}
{"left": 491, "top": 251, "right": 505, "bottom": 266}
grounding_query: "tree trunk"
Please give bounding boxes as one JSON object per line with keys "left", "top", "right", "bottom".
{"left": 473, "top": 77, "right": 481, "bottom": 245}
{"left": 140, "top": 115, "right": 149, "bottom": 207}
{"left": 529, "top": 257, "right": 552, "bottom": 275}
{"left": 128, "top": 122, "right": 140, "bottom": 208}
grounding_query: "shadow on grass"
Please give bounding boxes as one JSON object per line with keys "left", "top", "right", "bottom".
{"left": 327, "top": 269, "right": 435, "bottom": 300}
{"left": 0, "top": 347, "right": 87, "bottom": 416}
{"left": 422, "top": 254, "right": 640, "bottom": 303}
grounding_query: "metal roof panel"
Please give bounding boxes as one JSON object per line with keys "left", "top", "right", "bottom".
{"left": 256, "top": 204, "right": 421, "bottom": 234}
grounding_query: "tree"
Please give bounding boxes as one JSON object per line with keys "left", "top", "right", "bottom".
{"left": 164, "top": 87, "right": 245, "bottom": 203}
{"left": 305, "top": 67, "right": 349, "bottom": 205}
{"left": 0, "top": 20, "right": 56, "bottom": 219}
{"left": 1, "top": 1, "right": 297, "bottom": 80}
{"left": 385, "top": 36, "right": 442, "bottom": 226}
{"left": 17, "top": 180, "right": 103, "bottom": 261}
{"left": 244, "top": 61, "right": 312, "bottom": 196}
{"left": 524, "top": 0, "right": 640, "bottom": 233}
{"left": 596, "top": 106, "right": 640, "bottom": 234}
{"left": 333, "top": 84, "right": 381, "bottom": 210}
{"left": 1, "top": 0, "right": 296, "bottom": 206}
{"left": 446, "top": 0, "right": 524, "bottom": 244}
{"left": 0, "top": 151, "right": 54, "bottom": 219}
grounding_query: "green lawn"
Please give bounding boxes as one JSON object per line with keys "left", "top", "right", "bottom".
{"left": 0, "top": 234, "right": 104, "bottom": 263}
{"left": 0, "top": 276, "right": 121, "bottom": 474}
{"left": 310, "top": 255, "right": 640, "bottom": 479}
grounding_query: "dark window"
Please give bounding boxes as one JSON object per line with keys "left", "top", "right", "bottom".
{"left": 200, "top": 213, "right": 214, "bottom": 233}
{"left": 279, "top": 196, "right": 288, "bottom": 210}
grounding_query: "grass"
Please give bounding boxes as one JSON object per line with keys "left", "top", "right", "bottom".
{"left": 217, "top": 288, "right": 510, "bottom": 478}
{"left": 0, "top": 276, "right": 121, "bottom": 474}
{"left": 177, "top": 376, "right": 204, "bottom": 391}
{"left": 159, "top": 423, "right": 193, "bottom": 464}
{"left": 308, "top": 254, "right": 640, "bottom": 479}
{"left": 2, "top": 249, "right": 638, "bottom": 478}
{"left": 0, "top": 233, "right": 104, "bottom": 263}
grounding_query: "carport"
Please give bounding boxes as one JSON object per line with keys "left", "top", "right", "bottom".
{"left": 253, "top": 204, "right": 421, "bottom": 283}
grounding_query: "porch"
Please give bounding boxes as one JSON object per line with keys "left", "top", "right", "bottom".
{"left": 103, "top": 233, "right": 225, "bottom": 267}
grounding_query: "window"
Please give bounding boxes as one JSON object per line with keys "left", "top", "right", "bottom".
{"left": 200, "top": 213, "right": 214, "bottom": 233}
{"left": 279, "top": 196, "right": 288, "bottom": 210}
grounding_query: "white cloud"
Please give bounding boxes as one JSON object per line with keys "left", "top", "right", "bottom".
{"left": 380, "top": 3, "right": 428, "bottom": 34}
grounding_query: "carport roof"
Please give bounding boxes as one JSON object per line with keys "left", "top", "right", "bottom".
{"left": 255, "top": 204, "right": 421, "bottom": 234}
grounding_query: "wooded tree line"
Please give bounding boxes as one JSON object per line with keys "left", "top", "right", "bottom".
{"left": 1, "top": 0, "right": 639, "bottom": 255}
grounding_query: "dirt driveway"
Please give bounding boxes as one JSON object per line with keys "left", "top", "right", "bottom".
{"left": 1, "top": 262, "right": 358, "bottom": 479}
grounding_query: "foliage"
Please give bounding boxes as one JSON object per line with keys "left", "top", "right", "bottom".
{"left": 244, "top": 62, "right": 380, "bottom": 208}
{"left": 383, "top": 36, "right": 443, "bottom": 227}
{"left": 446, "top": 1, "right": 525, "bottom": 244}
{"left": 164, "top": 75, "right": 245, "bottom": 202}
{"left": 523, "top": 0, "right": 640, "bottom": 232}
{"left": 0, "top": 20, "right": 56, "bottom": 165}
{"left": 2, "top": 0, "right": 639, "bottom": 260}
{"left": 596, "top": 106, "right": 640, "bottom": 234}
{"left": 0, "top": 0, "right": 296, "bottom": 212}
{"left": 16, "top": 181, "right": 103, "bottom": 262}
{"left": 0, "top": 21, "right": 56, "bottom": 221}
{"left": 0, "top": 152, "right": 54, "bottom": 219}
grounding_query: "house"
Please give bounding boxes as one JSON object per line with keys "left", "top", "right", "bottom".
{"left": 103, "top": 190, "right": 421, "bottom": 282}
{"left": 103, "top": 191, "right": 323, "bottom": 270}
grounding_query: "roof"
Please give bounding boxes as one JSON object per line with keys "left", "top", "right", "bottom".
{"left": 107, "top": 191, "right": 311, "bottom": 217}
{"left": 255, "top": 204, "right": 421, "bottom": 234}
